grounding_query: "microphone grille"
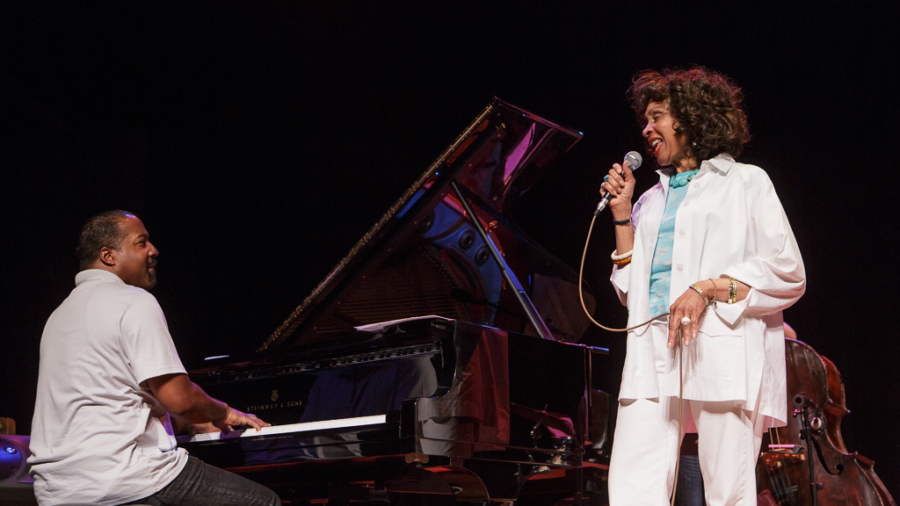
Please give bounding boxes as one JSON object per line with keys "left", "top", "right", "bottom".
{"left": 625, "top": 151, "right": 643, "bottom": 171}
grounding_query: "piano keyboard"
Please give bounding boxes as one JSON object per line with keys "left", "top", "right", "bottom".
{"left": 178, "top": 414, "right": 388, "bottom": 443}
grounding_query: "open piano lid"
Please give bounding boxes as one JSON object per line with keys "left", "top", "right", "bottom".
{"left": 259, "top": 98, "right": 583, "bottom": 352}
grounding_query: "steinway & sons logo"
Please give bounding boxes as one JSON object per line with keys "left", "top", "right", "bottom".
{"left": 246, "top": 389, "right": 303, "bottom": 412}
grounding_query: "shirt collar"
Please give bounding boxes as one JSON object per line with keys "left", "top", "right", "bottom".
{"left": 657, "top": 153, "right": 735, "bottom": 185}
{"left": 701, "top": 153, "right": 736, "bottom": 174}
{"left": 75, "top": 268, "right": 125, "bottom": 286}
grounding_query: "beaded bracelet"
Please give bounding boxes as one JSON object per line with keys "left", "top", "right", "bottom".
{"left": 727, "top": 277, "right": 738, "bottom": 304}
{"left": 689, "top": 283, "right": 711, "bottom": 306}
{"left": 610, "top": 249, "right": 633, "bottom": 262}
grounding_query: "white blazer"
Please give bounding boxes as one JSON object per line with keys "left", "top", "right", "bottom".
{"left": 611, "top": 154, "right": 806, "bottom": 428}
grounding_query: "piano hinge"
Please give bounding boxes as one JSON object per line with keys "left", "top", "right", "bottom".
{"left": 405, "top": 453, "right": 430, "bottom": 464}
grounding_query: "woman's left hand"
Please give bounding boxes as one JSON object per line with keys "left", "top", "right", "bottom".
{"left": 667, "top": 288, "right": 709, "bottom": 348}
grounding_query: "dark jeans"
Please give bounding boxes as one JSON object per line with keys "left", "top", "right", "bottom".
{"left": 673, "top": 454, "right": 705, "bottom": 506}
{"left": 121, "top": 456, "right": 281, "bottom": 506}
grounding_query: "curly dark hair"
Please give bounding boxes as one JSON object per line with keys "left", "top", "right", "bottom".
{"left": 628, "top": 66, "right": 751, "bottom": 162}
{"left": 76, "top": 210, "right": 134, "bottom": 270}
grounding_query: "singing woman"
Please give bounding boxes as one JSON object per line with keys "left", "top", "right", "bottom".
{"left": 601, "top": 67, "right": 806, "bottom": 505}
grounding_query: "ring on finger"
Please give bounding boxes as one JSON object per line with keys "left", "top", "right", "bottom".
{"left": 680, "top": 316, "right": 691, "bottom": 326}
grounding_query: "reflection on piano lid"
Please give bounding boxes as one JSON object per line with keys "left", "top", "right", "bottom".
{"left": 258, "top": 97, "right": 591, "bottom": 352}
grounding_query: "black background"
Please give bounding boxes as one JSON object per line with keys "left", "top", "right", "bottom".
{"left": 2, "top": 1, "right": 897, "bottom": 498}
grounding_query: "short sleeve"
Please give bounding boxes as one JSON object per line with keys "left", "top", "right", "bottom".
{"left": 120, "top": 291, "right": 187, "bottom": 385}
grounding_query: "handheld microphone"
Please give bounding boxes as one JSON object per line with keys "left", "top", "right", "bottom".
{"left": 594, "top": 151, "right": 642, "bottom": 215}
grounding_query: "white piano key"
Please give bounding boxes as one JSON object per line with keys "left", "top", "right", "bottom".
{"left": 181, "top": 414, "right": 388, "bottom": 443}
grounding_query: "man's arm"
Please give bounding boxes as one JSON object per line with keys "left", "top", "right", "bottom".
{"left": 145, "top": 373, "right": 268, "bottom": 432}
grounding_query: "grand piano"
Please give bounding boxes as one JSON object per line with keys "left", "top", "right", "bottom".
{"left": 178, "top": 98, "right": 611, "bottom": 505}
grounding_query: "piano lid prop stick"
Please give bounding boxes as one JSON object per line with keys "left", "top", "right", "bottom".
{"left": 449, "top": 180, "right": 557, "bottom": 341}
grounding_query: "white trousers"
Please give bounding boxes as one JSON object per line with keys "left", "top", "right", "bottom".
{"left": 607, "top": 396, "right": 765, "bottom": 506}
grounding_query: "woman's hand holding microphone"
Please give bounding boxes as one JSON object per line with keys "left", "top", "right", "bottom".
{"left": 601, "top": 158, "right": 639, "bottom": 218}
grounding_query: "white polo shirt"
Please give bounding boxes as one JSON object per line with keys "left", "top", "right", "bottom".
{"left": 28, "top": 269, "right": 189, "bottom": 506}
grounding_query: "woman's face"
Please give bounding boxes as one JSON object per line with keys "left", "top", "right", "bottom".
{"left": 642, "top": 100, "right": 693, "bottom": 171}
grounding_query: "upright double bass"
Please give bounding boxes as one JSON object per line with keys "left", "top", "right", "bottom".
{"left": 757, "top": 338, "right": 895, "bottom": 505}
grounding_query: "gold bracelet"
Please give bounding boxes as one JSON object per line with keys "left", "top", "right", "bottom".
{"left": 612, "top": 257, "right": 632, "bottom": 266}
{"left": 689, "top": 283, "right": 711, "bottom": 306}
{"left": 708, "top": 278, "right": 718, "bottom": 302}
{"left": 728, "top": 277, "right": 738, "bottom": 304}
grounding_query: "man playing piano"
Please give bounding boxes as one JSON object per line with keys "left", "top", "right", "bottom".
{"left": 28, "top": 211, "right": 281, "bottom": 506}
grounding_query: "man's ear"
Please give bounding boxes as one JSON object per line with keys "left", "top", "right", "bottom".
{"left": 98, "top": 247, "right": 117, "bottom": 267}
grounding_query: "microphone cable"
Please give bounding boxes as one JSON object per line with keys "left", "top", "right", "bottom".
{"left": 577, "top": 211, "right": 690, "bottom": 506}
{"left": 577, "top": 212, "right": 669, "bottom": 332}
